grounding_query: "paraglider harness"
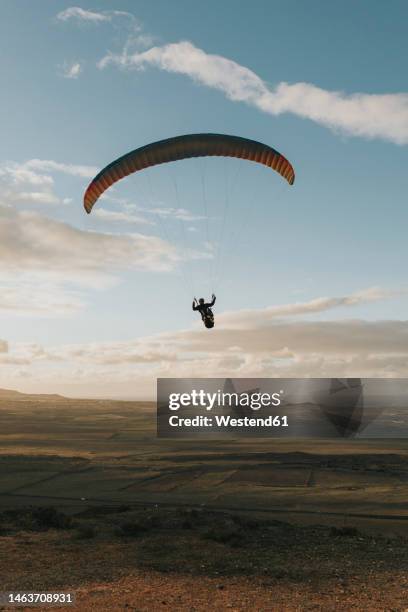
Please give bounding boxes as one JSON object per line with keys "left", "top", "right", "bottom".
{"left": 193, "top": 296, "right": 215, "bottom": 329}
{"left": 202, "top": 310, "right": 214, "bottom": 329}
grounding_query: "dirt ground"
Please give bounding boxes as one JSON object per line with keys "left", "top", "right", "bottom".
{"left": 0, "top": 506, "right": 406, "bottom": 612}
{"left": 39, "top": 571, "right": 408, "bottom": 612}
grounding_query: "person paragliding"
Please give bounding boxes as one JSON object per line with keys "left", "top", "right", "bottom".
{"left": 83, "top": 133, "right": 295, "bottom": 331}
{"left": 193, "top": 294, "right": 216, "bottom": 328}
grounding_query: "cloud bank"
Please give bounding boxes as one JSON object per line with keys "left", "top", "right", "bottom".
{"left": 0, "top": 288, "right": 406, "bottom": 396}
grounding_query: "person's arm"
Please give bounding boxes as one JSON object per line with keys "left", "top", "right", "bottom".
{"left": 192, "top": 298, "right": 198, "bottom": 311}
{"left": 209, "top": 293, "right": 216, "bottom": 307}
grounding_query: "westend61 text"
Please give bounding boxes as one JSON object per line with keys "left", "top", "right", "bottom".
{"left": 169, "top": 415, "right": 289, "bottom": 427}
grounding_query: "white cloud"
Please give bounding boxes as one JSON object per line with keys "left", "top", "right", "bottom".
{"left": 0, "top": 159, "right": 97, "bottom": 208}
{"left": 100, "top": 40, "right": 408, "bottom": 145}
{"left": 60, "top": 61, "right": 82, "bottom": 79}
{"left": 0, "top": 164, "right": 53, "bottom": 187}
{"left": 0, "top": 162, "right": 59, "bottom": 206}
{"left": 57, "top": 7, "right": 110, "bottom": 23}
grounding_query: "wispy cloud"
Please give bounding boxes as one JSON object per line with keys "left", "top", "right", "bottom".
{"left": 52, "top": 340, "right": 178, "bottom": 365}
{"left": 0, "top": 282, "right": 85, "bottom": 316}
{"left": 57, "top": 7, "right": 111, "bottom": 23}
{"left": 56, "top": 7, "right": 152, "bottom": 93}
{"left": 217, "top": 287, "right": 401, "bottom": 328}
{"left": 92, "top": 208, "right": 153, "bottom": 225}
{"left": 24, "top": 159, "right": 97, "bottom": 178}
{"left": 149, "top": 207, "right": 206, "bottom": 222}
{"left": 56, "top": 6, "right": 141, "bottom": 31}
{"left": 7, "top": 191, "right": 60, "bottom": 205}
{"left": 100, "top": 40, "right": 408, "bottom": 145}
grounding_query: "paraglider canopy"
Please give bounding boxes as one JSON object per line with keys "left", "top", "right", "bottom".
{"left": 83, "top": 133, "right": 295, "bottom": 213}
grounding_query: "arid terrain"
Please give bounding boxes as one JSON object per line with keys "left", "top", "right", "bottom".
{"left": 0, "top": 388, "right": 407, "bottom": 610}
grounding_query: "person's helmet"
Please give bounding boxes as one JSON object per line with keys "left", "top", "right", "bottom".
{"left": 199, "top": 298, "right": 205, "bottom": 304}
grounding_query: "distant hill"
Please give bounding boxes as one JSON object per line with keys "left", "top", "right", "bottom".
{"left": 0, "top": 388, "right": 65, "bottom": 400}
{"left": 0, "top": 388, "right": 30, "bottom": 398}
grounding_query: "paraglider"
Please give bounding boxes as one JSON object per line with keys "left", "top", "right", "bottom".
{"left": 83, "top": 133, "right": 295, "bottom": 213}
{"left": 83, "top": 133, "right": 295, "bottom": 327}
{"left": 193, "top": 294, "right": 216, "bottom": 328}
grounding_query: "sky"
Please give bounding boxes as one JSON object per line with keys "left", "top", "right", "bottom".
{"left": 0, "top": 0, "right": 407, "bottom": 398}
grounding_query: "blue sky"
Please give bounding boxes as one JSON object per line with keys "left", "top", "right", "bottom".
{"left": 0, "top": 1, "right": 407, "bottom": 396}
